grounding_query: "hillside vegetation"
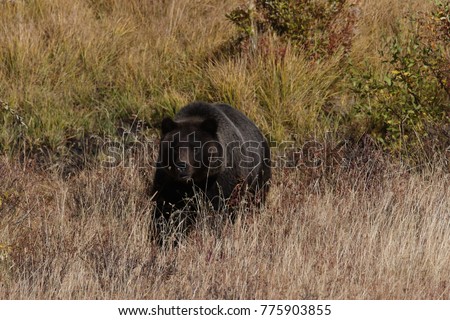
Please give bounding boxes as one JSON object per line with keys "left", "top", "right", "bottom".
{"left": 0, "top": 0, "right": 449, "bottom": 299}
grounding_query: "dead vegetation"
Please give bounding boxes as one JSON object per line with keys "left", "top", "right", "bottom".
{"left": 0, "top": 152, "right": 449, "bottom": 299}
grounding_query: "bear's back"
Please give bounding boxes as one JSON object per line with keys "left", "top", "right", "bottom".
{"left": 174, "top": 102, "right": 265, "bottom": 143}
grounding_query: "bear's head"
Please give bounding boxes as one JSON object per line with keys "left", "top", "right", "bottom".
{"left": 158, "top": 116, "right": 223, "bottom": 184}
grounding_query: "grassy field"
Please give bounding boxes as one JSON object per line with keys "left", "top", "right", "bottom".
{"left": 1, "top": 157, "right": 449, "bottom": 299}
{"left": 0, "top": 0, "right": 449, "bottom": 299}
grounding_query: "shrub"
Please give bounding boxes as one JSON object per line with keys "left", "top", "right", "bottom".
{"left": 350, "top": 1, "right": 450, "bottom": 160}
{"left": 226, "top": 0, "right": 350, "bottom": 58}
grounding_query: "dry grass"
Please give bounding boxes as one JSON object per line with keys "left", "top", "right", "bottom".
{"left": 0, "top": 0, "right": 240, "bottom": 150}
{"left": 0, "top": 156, "right": 449, "bottom": 299}
{"left": 0, "top": 0, "right": 439, "bottom": 151}
{"left": 350, "top": 0, "right": 433, "bottom": 65}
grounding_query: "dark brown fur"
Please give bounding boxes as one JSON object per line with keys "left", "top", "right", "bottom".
{"left": 151, "top": 102, "right": 271, "bottom": 240}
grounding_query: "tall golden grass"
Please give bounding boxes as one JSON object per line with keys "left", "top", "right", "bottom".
{"left": 0, "top": 157, "right": 449, "bottom": 299}
{"left": 0, "top": 0, "right": 242, "bottom": 149}
{"left": 0, "top": 0, "right": 435, "bottom": 149}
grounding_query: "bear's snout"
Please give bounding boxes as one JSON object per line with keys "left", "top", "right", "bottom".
{"left": 174, "top": 161, "right": 192, "bottom": 181}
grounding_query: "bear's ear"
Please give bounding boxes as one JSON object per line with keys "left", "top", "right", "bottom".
{"left": 200, "top": 118, "right": 218, "bottom": 135}
{"left": 161, "top": 117, "right": 177, "bottom": 135}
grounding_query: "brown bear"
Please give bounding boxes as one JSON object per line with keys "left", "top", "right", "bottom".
{"left": 151, "top": 101, "right": 271, "bottom": 238}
